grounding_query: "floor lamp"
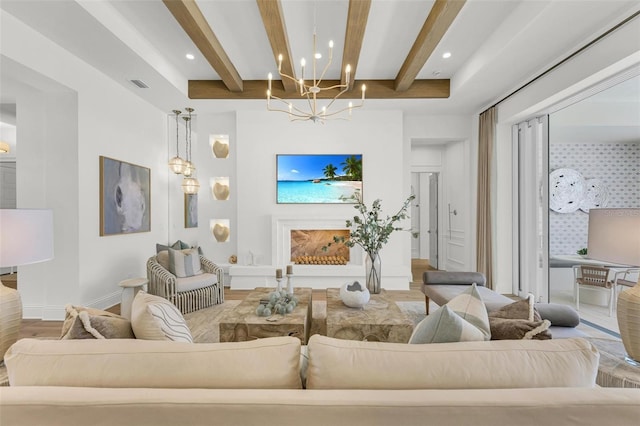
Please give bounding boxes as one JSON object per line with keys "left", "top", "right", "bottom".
{"left": 587, "top": 208, "right": 640, "bottom": 365}
{"left": 0, "top": 209, "right": 54, "bottom": 363}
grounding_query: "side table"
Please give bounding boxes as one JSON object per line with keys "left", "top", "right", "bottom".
{"left": 118, "top": 277, "right": 148, "bottom": 320}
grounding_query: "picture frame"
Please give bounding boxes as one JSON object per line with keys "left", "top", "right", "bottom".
{"left": 276, "top": 154, "right": 363, "bottom": 204}
{"left": 184, "top": 193, "right": 198, "bottom": 228}
{"left": 99, "top": 156, "right": 151, "bottom": 236}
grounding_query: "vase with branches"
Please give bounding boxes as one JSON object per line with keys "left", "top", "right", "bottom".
{"left": 324, "top": 194, "right": 417, "bottom": 294}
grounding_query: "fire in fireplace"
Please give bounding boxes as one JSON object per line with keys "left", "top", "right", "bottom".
{"left": 290, "top": 229, "right": 350, "bottom": 265}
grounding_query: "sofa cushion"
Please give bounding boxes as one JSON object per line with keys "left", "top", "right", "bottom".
{"left": 5, "top": 337, "right": 302, "bottom": 389}
{"left": 306, "top": 335, "right": 599, "bottom": 390}
{"left": 60, "top": 305, "right": 134, "bottom": 340}
{"left": 176, "top": 273, "right": 218, "bottom": 292}
{"left": 168, "top": 248, "right": 202, "bottom": 278}
{"left": 131, "top": 291, "right": 193, "bottom": 343}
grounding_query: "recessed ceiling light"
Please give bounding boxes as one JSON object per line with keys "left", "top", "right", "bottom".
{"left": 186, "top": 53, "right": 195, "bottom": 60}
{"left": 442, "top": 52, "right": 452, "bottom": 59}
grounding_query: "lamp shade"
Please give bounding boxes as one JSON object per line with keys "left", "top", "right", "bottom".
{"left": 587, "top": 208, "right": 640, "bottom": 267}
{"left": 0, "top": 209, "right": 54, "bottom": 267}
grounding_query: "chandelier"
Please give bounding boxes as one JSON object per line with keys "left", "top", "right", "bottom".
{"left": 181, "top": 107, "right": 199, "bottom": 194}
{"left": 168, "top": 109, "right": 185, "bottom": 174}
{"left": 266, "top": 31, "right": 365, "bottom": 123}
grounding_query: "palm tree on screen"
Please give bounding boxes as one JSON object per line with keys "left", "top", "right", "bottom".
{"left": 323, "top": 164, "right": 338, "bottom": 180}
{"left": 341, "top": 156, "right": 362, "bottom": 181}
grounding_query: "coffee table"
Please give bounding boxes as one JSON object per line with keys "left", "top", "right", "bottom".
{"left": 219, "top": 287, "right": 312, "bottom": 344}
{"left": 586, "top": 337, "right": 640, "bottom": 388}
{"left": 325, "top": 288, "right": 414, "bottom": 343}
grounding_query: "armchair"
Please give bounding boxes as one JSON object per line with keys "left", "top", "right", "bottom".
{"left": 146, "top": 253, "right": 224, "bottom": 314}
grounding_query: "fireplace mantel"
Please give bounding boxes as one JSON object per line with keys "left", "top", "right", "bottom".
{"left": 227, "top": 216, "right": 411, "bottom": 290}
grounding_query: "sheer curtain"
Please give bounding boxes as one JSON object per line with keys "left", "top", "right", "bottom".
{"left": 476, "top": 107, "right": 496, "bottom": 289}
{"left": 514, "top": 116, "right": 549, "bottom": 300}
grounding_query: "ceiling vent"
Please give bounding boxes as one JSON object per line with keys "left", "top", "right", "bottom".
{"left": 130, "top": 79, "right": 149, "bottom": 89}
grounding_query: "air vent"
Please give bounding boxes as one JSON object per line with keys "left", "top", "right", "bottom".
{"left": 130, "top": 79, "right": 149, "bottom": 89}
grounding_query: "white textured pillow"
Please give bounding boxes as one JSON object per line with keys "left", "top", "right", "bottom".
{"left": 131, "top": 291, "right": 193, "bottom": 343}
{"left": 168, "top": 247, "right": 202, "bottom": 278}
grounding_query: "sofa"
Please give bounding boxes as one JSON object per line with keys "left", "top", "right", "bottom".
{"left": 1, "top": 335, "right": 639, "bottom": 426}
{"left": 422, "top": 271, "right": 586, "bottom": 338}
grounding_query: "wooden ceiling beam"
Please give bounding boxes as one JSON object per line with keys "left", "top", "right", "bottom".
{"left": 341, "top": 0, "right": 371, "bottom": 89}
{"left": 189, "top": 79, "right": 449, "bottom": 99}
{"left": 163, "top": 0, "right": 243, "bottom": 92}
{"left": 256, "top": 0, "right": 297, "bottom": 92}
{"left": 394, "top": 0, "right": 466, "bottom": 92}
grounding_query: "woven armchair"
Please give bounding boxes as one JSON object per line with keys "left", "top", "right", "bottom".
{"left": 147, "top": 254, "right": 224, "bottom": 314}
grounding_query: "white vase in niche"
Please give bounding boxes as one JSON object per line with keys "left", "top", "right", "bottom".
{"left": 212, "top": 223, "right": 230, "bottom": 242}
{"left": 340, "top": 281, "right": 370, "bottom": 308}
{"left": 213, "top": 182, "right": 230, "bottom": 200}
{"left": 212, "top": 140, "right": 229, "bottom": 158}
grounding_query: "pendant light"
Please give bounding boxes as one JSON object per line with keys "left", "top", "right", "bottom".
{"left": 168, "top": 109, "right": 186, "bottom": 174}
{"left": 181, "top": 107, "right": 200, "bottom": 194}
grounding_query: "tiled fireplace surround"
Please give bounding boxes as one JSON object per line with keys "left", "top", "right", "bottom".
{"left": 228, "top": 217, "right": 412, "bottom": 290}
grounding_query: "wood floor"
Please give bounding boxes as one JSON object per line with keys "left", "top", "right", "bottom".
{"left": 14, "top": 259, "right": 434, "bottom": 340}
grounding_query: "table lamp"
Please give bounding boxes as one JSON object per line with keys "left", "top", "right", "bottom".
{"left": 587, "top": 208, "right": 640, "bottom": 364}
{"left": 0, "top": 209, "right": 54, "bottom": 362}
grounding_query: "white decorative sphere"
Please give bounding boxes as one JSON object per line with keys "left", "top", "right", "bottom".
{"left": 340, "top": 281, "right": 370, "bottom": 308}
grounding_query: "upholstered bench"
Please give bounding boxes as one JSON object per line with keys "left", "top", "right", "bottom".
{"left": 422, "top": 271, "right": 585, "bottom": 339}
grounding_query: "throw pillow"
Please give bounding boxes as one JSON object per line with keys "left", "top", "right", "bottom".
{"left": 60, "top": 305, "right": 134, "bottom": 340}
{"left": 488, "top": 294, "right": 542, "bottom": 322}
{"left": 168, "top": 247, "right": 202, "bottom": 278}
{"left": 131, "top": 291, "right": 193, "bottom": 343}
{"left": 156, "top": 240, "right": 186, "bottom": 254}
{"left": 409, "top": 305, "right": 488, "bottom": 344}
{"left": 489, "top": 317, "right": 552, "bottom": 340}
{"left": 409, "top": 284, "right": 491, "bottom": 344}
{"left": 445, "top": 283, "right": 491, "bottom": 340}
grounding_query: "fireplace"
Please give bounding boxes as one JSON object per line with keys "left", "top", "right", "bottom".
{"left": 290, "top": 229, "right": 350, "bottom": 264}
{"left": 272, "top": 216, "right": 363, "bottom": 268}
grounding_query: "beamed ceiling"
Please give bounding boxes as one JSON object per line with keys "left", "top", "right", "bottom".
{"left": 0, "top": 1, "right": 638, "bottom": 116}
{"left": 164, "top": 0, "right": 463, "bottom": 100}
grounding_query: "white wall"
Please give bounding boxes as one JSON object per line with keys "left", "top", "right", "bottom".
{"left": 235, "top": 110, "right": 411, "bottom": 288}
{"left": 2, "top": 11, "right": 168, "bottom": 319}
{"left": 169, "top": 112, "right": 238, "bottom": 268}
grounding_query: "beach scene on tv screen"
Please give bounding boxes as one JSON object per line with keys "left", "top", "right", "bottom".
{"left": 277, "top": 154, "right": 362, "bottom": 203}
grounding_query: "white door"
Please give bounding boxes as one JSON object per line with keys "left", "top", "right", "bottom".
{"left": 429, "top": 173, "right": 439, "bottom": 269}
{"left": 410, "top": 173, "right": 420, "bottom": 258}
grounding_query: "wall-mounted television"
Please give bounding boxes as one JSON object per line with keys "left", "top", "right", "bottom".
{"left": 277, "top": 154, "right": 363, "bottom": 204}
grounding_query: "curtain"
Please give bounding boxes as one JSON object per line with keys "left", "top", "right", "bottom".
{"left": 476, "top": 107, "right": 496, "bottom": 289}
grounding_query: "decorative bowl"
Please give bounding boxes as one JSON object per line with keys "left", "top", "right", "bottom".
{"left": 339, "top": 281, "right": 370, "bottom": 308}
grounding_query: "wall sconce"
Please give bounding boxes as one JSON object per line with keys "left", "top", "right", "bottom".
{"left": 210, "top": 135, "right": 229, "bottom": 159}
{"left": 210, "top": 219, "right": 230, "bottom": 243}
{"left": 211, "top": 177, "right": 230, "bottom": 200}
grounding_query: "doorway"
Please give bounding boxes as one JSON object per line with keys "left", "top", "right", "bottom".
{"left": 411, "top": 172, "right": 439, "bottom": 270}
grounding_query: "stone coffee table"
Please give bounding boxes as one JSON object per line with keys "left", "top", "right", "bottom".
{"left": 325, "top": 288, "right": 414, "bottom": 343}
{"left": 219, "top": 287, "right": 312, "bottom": 344}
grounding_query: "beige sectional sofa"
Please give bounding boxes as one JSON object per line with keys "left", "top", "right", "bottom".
{"left": 2, "top": 335, "right": 640, "bottom": 425}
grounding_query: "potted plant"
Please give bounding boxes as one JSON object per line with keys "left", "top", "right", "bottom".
{"left": 325, "top": 194, "right": 417, "bottom": 294}
{"left": 577, "top": 248, "right": 588, "bottom": 258}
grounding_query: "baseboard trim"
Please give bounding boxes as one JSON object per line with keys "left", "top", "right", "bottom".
{"left": 22, "top": 290, "right": 121, "bottom": 321}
